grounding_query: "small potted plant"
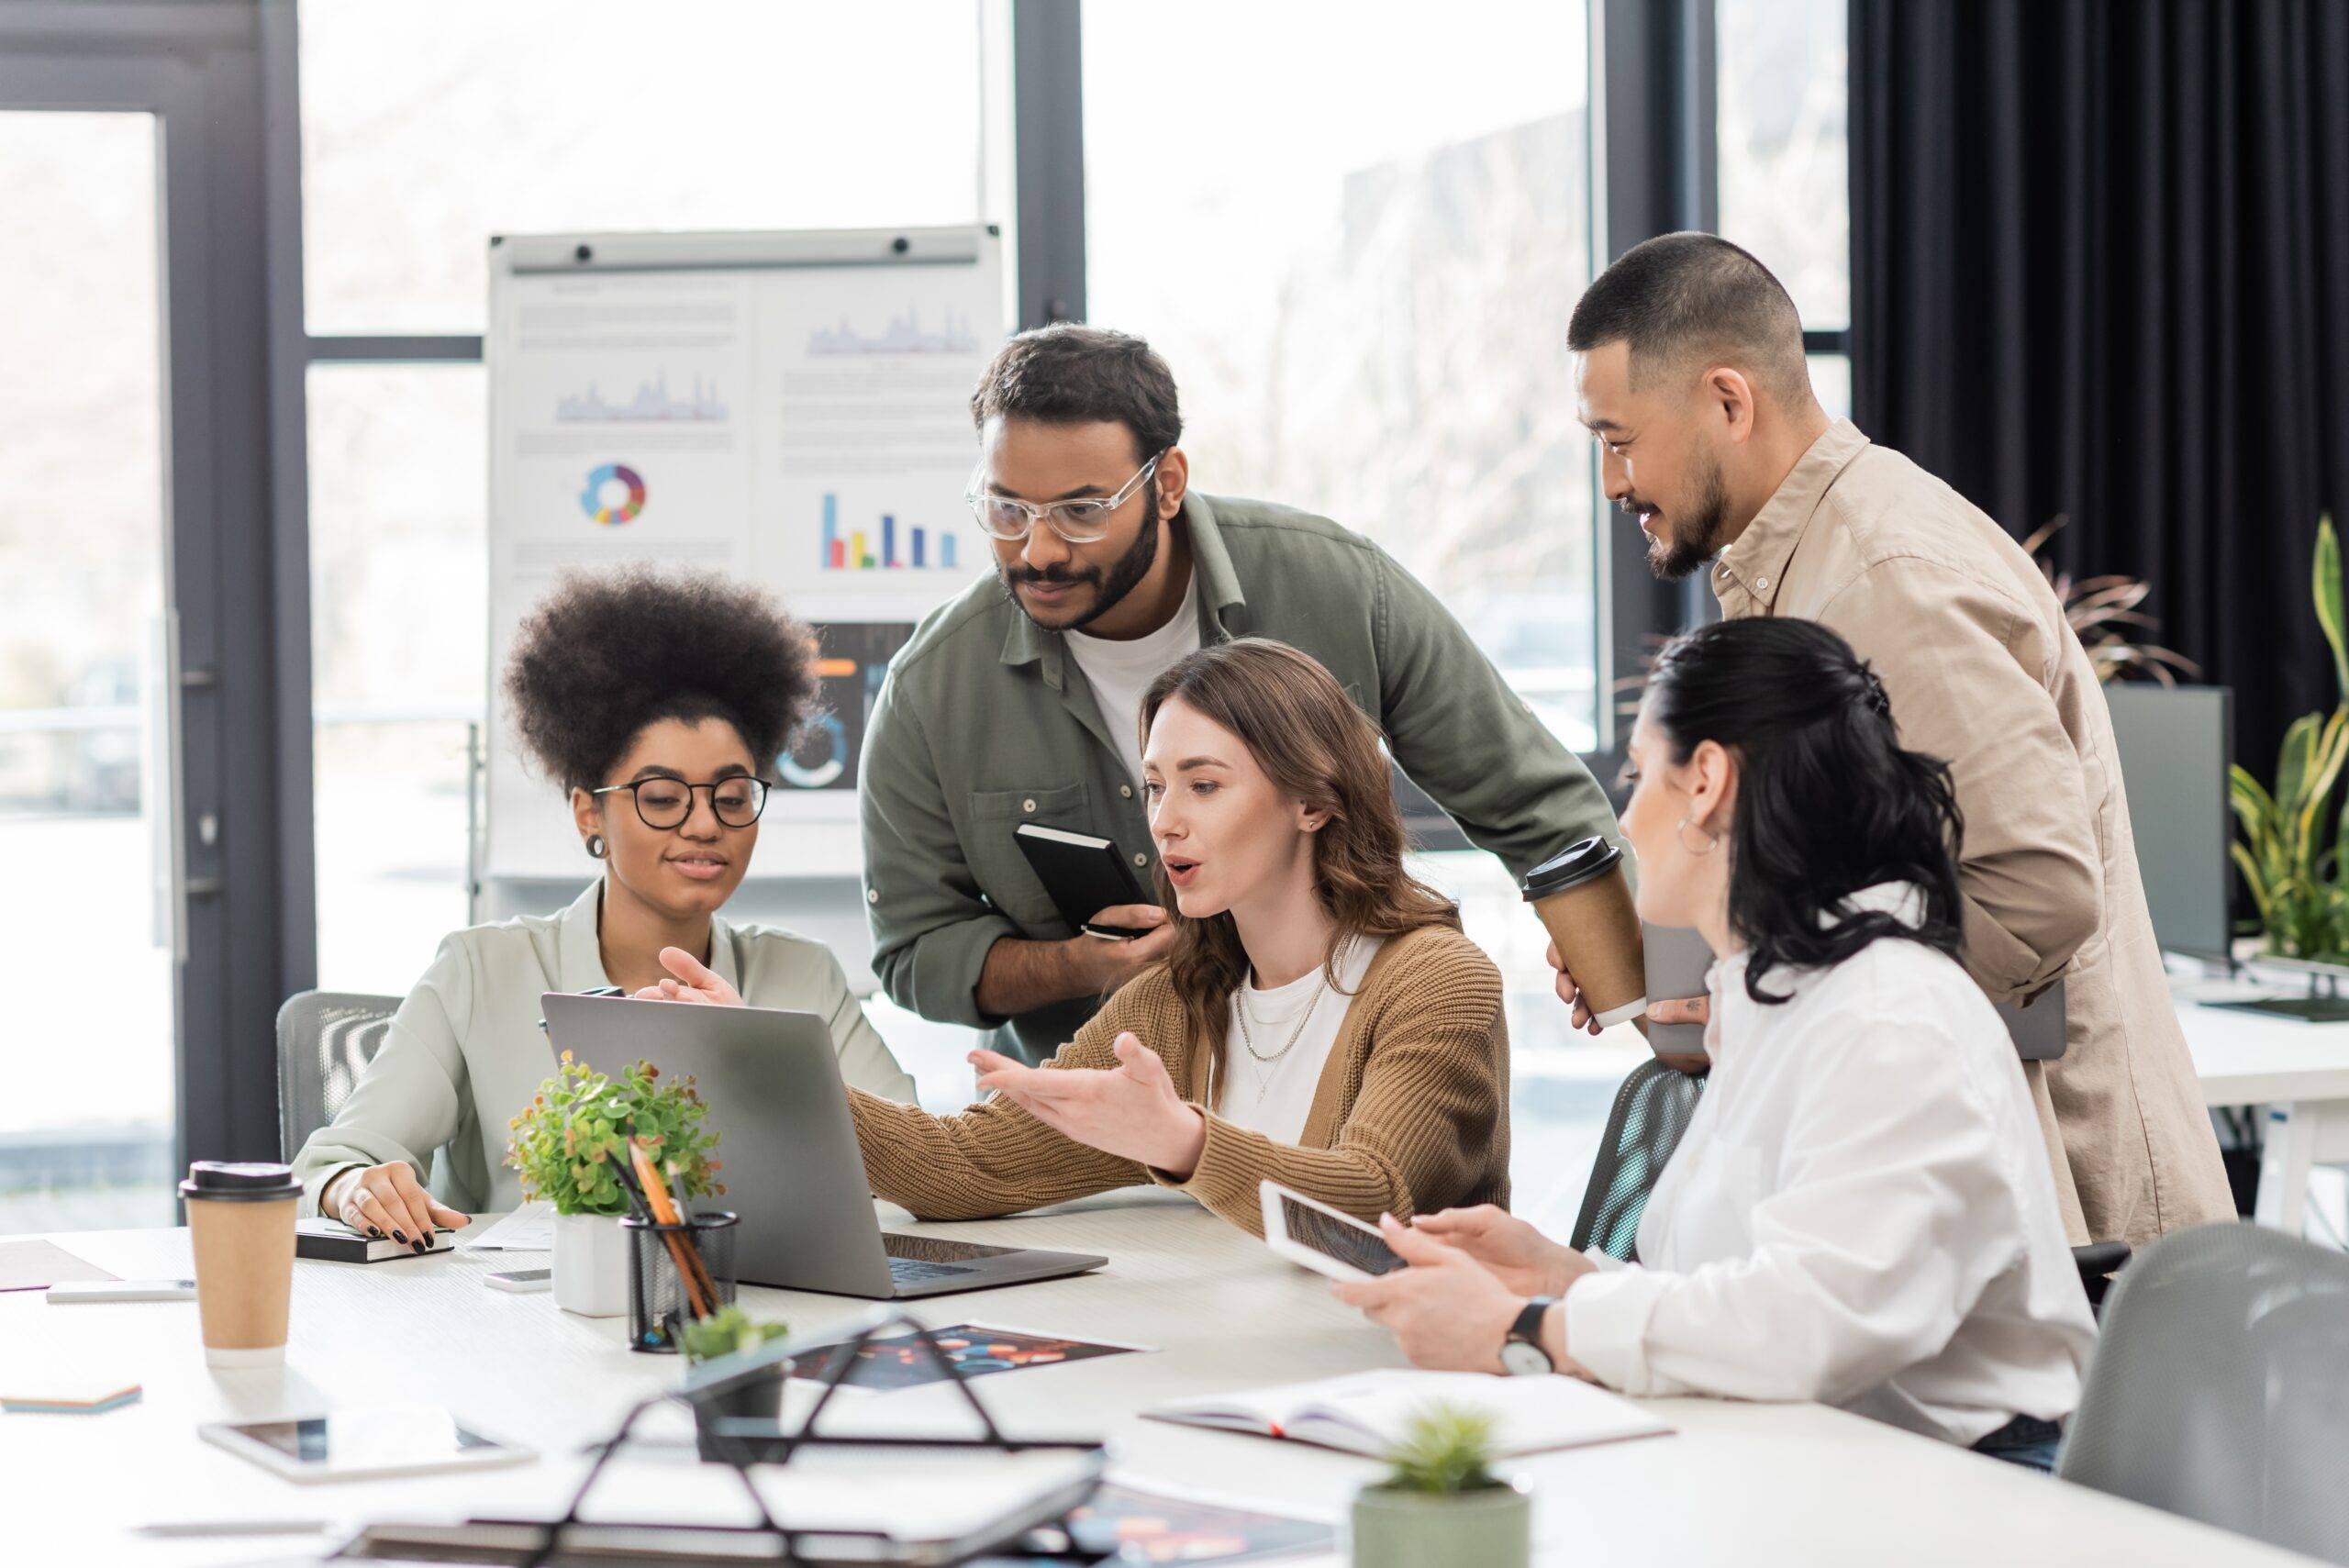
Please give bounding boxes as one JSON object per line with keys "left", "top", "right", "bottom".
{"left": 1349, "top": 1405, "right": 1530, "bottom": 1568}
{"left": 680, "top": 1305, "right": 792, "bottom": 1462}
{"left": 506, "top": 1051, "right": 722, "bottom": 1318}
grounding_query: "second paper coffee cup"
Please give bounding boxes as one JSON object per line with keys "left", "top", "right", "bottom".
{"left": 1522, "top": 837, "right": 1647, "bottom": 1029}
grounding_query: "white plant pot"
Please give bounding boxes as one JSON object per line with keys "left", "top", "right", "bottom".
{"left": 552, "top": 1210, "right": 630, "bottom": 1318}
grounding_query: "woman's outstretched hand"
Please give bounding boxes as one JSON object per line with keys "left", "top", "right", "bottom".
{"left": 630, "top": 947, "right": 743, "bottom": 1006}
{"left": 970, "top": 1032, "right": 1208, "bottom": 1176}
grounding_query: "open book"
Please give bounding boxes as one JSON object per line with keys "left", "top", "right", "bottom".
{"left": 1146, "top": 1368, "right": 1672, "bottom": 1459}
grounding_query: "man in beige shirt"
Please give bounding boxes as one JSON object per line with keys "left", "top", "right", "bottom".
{"left": 1556, "top": 232, "right": 2232, "bottom": 1251}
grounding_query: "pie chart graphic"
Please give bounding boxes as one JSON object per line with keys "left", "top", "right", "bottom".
{"left": 579, "top": 462, "right": 646, "bottom": 527}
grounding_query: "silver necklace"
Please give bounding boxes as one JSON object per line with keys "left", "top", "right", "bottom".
{"left": 1235, "top": 937, "right": 1349, "bottom": 1067}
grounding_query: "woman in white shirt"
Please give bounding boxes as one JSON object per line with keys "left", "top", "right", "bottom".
{"left": 292, "top": 569, "right": 916, "bottom": 1246}
{"left": 1337, "top": 616, "right": 2096, "bottom": 1472}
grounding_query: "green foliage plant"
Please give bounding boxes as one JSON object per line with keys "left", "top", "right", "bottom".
{"left": 505, "top": 1051, "right": 724, "bottom": 1217}
{"left": 679, "top": 1304, "right": 792, "bottom": 1364}
{"left": 1375, "top": 1404, "right": 1507, "bottom": 1496}
{"left": 2231, "top": 517, "right": 2349, "bottom": 960}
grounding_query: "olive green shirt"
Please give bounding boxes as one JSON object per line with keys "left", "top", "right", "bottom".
{"left": 858, "top": 491, "right": 1619, "bottom": 1063}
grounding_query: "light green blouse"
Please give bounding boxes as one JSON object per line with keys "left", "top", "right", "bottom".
{"left": 291, "top": 881, "right": 917, "bottom": 1217}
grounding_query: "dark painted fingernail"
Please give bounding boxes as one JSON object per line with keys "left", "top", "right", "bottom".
{"left": 412, "top": 1239, "right": 428, "bottom": 1254}
{"left": 392, "top": 1229, "right": 407, "bottom": 1243}
{"left": 367, "top": 1226, "right": 383, "bottom": 1239}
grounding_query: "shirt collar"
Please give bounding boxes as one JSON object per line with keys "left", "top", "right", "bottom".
{"left": 554, "top": 878, "right": 740, "bottom": 995}
{"left": 998, "top": 490, "right": 1248, "bottom": 673}
{"left": 1696, "top": 880, "right": 1928, "bottom": 1056}
{"left": 1709, "top": 417, "right": 1872, "bottom": 613}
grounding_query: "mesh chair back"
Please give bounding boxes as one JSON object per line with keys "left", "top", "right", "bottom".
{"left": 276, "top": 991, "right": 401, "bottom": 1161}
{"left": 2059, "top": 1220, "right": 2349, "bottom": 1564}
{"left": 1569, "top": 1057, "right": 1706, "bottom": 1261}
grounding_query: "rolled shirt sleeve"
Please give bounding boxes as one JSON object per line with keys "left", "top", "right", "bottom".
{"left": 857, "top": 670, "right": 1018, "bottom": 1030}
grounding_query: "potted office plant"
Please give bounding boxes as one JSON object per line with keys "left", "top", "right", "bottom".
{"left": 506, "top": 1051, "right": 724, "bottom": 1318}
{"left": 1348, "top": 1406, "right": 1530, "bottom": 1568}
{"left": 681, "top": 1305, "right": 793, "bottom": 1462}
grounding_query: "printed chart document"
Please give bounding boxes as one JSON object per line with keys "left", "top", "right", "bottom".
{"left": 1146, "top": 1368, "right": 1672, "bottom": 1459}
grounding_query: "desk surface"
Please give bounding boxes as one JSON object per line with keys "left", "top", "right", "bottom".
{"left": 4, "top": 1194, "right": 2315, "bottom": 1567}
{"left": 2176, "top": 978, "right": 2349, "bottom": 1106}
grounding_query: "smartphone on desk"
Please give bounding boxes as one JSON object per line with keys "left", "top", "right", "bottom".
{"left": 1014, "top": 822, "right": 1157, "bottom": 939}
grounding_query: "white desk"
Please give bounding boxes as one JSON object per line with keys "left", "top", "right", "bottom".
{"left": 3, "top": 1193, "right": 2313, "bottom": 1566}
{"left": 2177, "top": 981, "right": 2349, "bottom": 1234}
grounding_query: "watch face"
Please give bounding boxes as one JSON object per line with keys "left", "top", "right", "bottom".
{"left": 1499, "top": 1340, "right": 1552, "bottom": 1377}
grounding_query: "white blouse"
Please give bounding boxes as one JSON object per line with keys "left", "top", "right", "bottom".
{"left": 1563, "top": 884, "right": 2097, "bottom": 1446}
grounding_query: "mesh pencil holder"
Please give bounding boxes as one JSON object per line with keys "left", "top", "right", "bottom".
{"left": 622, "top": 1210, "right": 739, "bottom": 1354}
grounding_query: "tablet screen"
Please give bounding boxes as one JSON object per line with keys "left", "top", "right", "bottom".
{"left": 231, "top": 1410, "right": 508, "bottom": 1467}
{"left": 1279, "top": 1195, "right": 1405, "bottom": 1276}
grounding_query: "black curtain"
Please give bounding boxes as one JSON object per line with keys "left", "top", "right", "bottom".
{"left": 1851, "top": 0, "right": 2349, "bottom": 770}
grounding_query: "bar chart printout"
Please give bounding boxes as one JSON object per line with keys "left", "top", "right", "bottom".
{"left": 818, "top": 491, "right": 961, "bottom": 573}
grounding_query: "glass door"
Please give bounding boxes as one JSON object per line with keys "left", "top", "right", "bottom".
{"left": 0, "top": 109, "right": 176, "bottom": 1229}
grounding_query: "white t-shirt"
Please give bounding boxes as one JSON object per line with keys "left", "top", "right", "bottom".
{"left": 1063, "top": 572, "right": 1202, "bottom": 788}
{"left": 1215, "top": 935, "right": 1385, "bottom": 1144}
{"left": 1564, "top": 883, "right": 2096, "bottom": 1447}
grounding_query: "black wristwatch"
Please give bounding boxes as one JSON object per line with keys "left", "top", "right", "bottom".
{"left": 1500, "top": 1296, "right": 1556, "bottom": 1375}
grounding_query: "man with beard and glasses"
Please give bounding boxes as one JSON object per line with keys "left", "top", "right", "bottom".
{"left": 1553, "top": 231, "right": 2232, "bottom": 1254}
{"left": 858, "top": 323, "right": 1623, "bottom": 1065}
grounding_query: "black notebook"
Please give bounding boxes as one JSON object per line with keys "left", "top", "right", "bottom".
{"left": 295, "top": 1219, "right": 457, "bottom": 1263}
{"left": 1012, "top": 822, "right": 1153, "bottom": 937}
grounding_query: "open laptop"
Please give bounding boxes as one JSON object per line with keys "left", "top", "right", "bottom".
{"left": 541, "top": 993, "right": 1106, "bottom": 1299}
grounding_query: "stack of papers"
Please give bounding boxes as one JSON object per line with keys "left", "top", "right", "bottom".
{"left": 457, "top": 1202, "right": 552, "bottom": 1251}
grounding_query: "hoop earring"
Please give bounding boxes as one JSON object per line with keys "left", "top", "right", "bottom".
{"left": 584, "top": 833, "right": 607, "bottom": 860}
{"left": 1675, "top": 815, "right": 1720, "bottom": 855}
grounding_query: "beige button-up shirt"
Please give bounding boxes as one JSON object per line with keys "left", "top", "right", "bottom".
{"left": 1710, "top": 419, "right": 2233, "bottom": 1250}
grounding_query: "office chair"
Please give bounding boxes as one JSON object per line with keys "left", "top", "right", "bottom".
{"left": 2058, "top": 1220, "right": 2349, "bottom": 1565}
{"left": 1569, "top": 1057, "right": 1707, "bottom": 1261}
{"left": 275, "top": 990, "right": 401, "bottom": 1161}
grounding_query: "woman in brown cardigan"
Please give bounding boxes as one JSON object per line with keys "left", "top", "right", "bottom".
{"left": 640, "top": 638, "right": 1509, "bottom": 1237}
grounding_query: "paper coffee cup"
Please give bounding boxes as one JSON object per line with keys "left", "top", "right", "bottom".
{"left": 1523, "top": 837, "right": 1648, "bottom": 1029}
{"left": 179, "top": 1161, "right": 302, "bottom": 1369}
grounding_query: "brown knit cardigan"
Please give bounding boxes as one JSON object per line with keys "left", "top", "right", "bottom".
{"left": 848, "top": 924, "right": 1510, "bottom": 1237}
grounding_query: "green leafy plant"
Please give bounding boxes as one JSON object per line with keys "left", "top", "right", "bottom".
{"left": 679, "top": 1304, "right": 791, "bottom": 1364}
{"left": 1375, "top": 1405, "right": 1507, "bottom": 1496}
{"left": 2231, "top": 517, "right": 2349, "bottom": 960}
{"left": 504, "top": 1051, "right": 724, "bottom": 1217}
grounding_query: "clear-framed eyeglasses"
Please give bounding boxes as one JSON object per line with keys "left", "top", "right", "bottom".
{"left": 964, "top": 450, "right": 1166, "bottom": 544}
{"left": 590, "top": 776, "right": 773, "bottom": 830}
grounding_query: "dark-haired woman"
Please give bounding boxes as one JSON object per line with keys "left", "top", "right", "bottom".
{"left": 291, "top": 569, "right": 915, "bottom": 1246}
{"left": 643, "top": 637, "right": 1509, "bottom": 1236}
{"left": 1337, "top": 617, "right": 2094, "bottom": 1472}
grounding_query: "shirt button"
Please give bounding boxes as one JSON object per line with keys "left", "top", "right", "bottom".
{"left": 1133, "top": 852, "right": 1149, "bottom": 868}
{"left": 1757, "top": 575, "right": 1771, "bottom": 592}
{"left": 1119, "top": 784, "right": 1133, "bottom": 799}
{"left": 866, "top": 887, "right": 878, "bottom": 905}
{"left": 1021, "top": 798, "right": 1037, "bottom": 814}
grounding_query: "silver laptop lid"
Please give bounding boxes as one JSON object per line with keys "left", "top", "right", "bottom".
{"left": 540, "top": 994, "right": 895, "bottom": 1295}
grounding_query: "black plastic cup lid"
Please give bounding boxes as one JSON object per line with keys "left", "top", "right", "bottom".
{"left": 179, "top": 1160, "right": 303, "bottom": 1202}
{"left": 1521, "top": 836, "right": 1624, "bottom": 899}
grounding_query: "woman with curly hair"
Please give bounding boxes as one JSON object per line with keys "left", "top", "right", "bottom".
{"left": 642, "top": 637, "right": 1510, "bottom": 1236}
{"left": 291, "top": 568, "right": 915, "bottom": 1245}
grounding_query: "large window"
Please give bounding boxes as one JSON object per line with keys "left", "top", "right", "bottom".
{"left": 299, "top": 2, "right": 986, "bottom": 333}
{"left": 1082, "top": 0, "right": 1602, "bottom": 762}
{"left": 1718, "top": 0, "right": 1851, "bottom": 412}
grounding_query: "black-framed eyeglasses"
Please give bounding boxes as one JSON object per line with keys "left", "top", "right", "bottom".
{"left": 590, "top": 776, "right": 774, "bottom": 830}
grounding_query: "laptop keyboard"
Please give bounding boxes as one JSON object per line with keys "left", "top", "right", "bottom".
{"left": 887, "top": 1257, "right": 979, "bottom": 1284}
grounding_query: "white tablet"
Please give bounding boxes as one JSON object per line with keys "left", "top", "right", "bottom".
{"left": 1259, "top": 1180, "right": 1407, "bottom": 1283}
{"left": 198, "top": 1407, "right": 535, "bottom": 1485}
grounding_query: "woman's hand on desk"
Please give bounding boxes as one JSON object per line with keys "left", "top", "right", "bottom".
{"left": 323, "top": 1162, "right": 469, "bottom": 1251}
{"left": 968, "top": 1033, "right": 1208, "bottom": 1176}
{"left": 1409, "top": 1205, "right": 1594, "bottom": 1296}
{"left": 632, "top": 947, "right": 744, "bottom": 1006}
